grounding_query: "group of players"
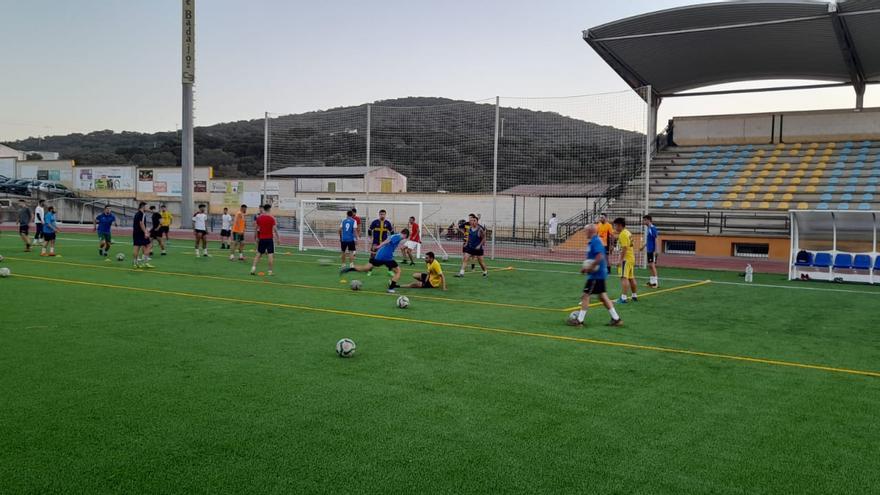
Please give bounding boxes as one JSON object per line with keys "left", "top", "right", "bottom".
{"left": 12, "top": 199, "right": 60, "bottom": 256}
{"left": 570, "top": 214, "right": 660, "bottom": 327}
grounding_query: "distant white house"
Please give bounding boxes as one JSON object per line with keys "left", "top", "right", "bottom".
{"left": 269, "top": 166, "right": 407, "bottom": 194}
{"left": 25, "top": 151, "right": 61, "bottom": 160}
{"left": 0, "top": 144, "right": 26, "bottom": 160}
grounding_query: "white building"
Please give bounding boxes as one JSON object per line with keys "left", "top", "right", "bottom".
{"left": 269, "top": 166, "right": 407, "bottom": 194}
{"left": 0, "top": 144, "right": 26, "bottom": 160}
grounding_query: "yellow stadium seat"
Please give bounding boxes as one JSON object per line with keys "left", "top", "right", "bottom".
{"left": 786, "top": 185, "right": 798, "bottom": 192}
{"left": 788, "top": 149, "right": 799, "bottom": 156}
{"left": 779, "top": 163, "right": 791, "bottom": 170}
{"left": 805, "top": 149, "right": 816, "bottom": 156}
{"left": 768, "top": 155, "right": 779, "bottom": 161}
{"left": 775, "top": 143, "right": 786, "bottom": 149}
{"left": 797, "top": 162, "right": 809, "bottom": 170}
{"left": 792, "top": 142, "right": 802, "bottom": 149}
{"left": 731, "top": 185, "right": 744, "bottom": 192}
{"left": 740, "top": 201, "right": 753, "bottom": 208}
{"left": 771, "top": 150, "right": 782, "bottom": 156}
{"left": 750, "top": 156, "right": 761, "bottom": 163}
{"left": 772, "top": 177, "right": 784, "bottom": 185}
{"left": 826, "top": 142, "right": 836, "bottom": 149}
{"left": 754, "top": 177, "right": 766, "bottom": 184}
{"left": 759, "top": 202, "right": 771, "bottom": 209}
{"left": 737, "top": 177, "right": 749, "bottom": 185}
{"left": 742, "top": 169, "right": 753, "bottom": 177}
{"left": 758, "top": 170, "right": 770, "bottom": 177}
{"left": 745, "top": 163, "right": 757, "bottom": 171}
{"left": 763, "top": 193, "right": 775, "bottom": 201}
{"left": 768, "top": 185, "right": 779, "bottom": 193}
{"left": 797, "top": 202, "right": 809, "bottom": 209}
{"left": 726, "top": 193, "right": 738, "bottom": 200}
{"left": 805, "top": 185, "right": 817, "bottom": 192}
{"left": 794, "top": 170, "right": 805, "bottom": 177}
{"left": 745, "top": 192, "right": 757, "bottom": 200}
{"left": 748, "top": 185, "right": 761, "bottom": 193}
{"left": 778, "top": 202, "right": 790, "bottom": 210}
{"left": 775, "top": 170, "right": 787, "bottom": 177}
{"left": 782, "top": 193, "right": 794, "bottom": 201}
{"left": 792, "top": 178, "right": 803, "bottom": 185}
{"left": 815, "top": 161, "right": 827, "bottom": 169}
{"left": 803, "top": 155, "right": 815, "bottom": 163}
{"left": 811, "top": 169, "right": 824, "bottom": 177}
{"left": 756, "top": 149, "right": 766, "bottom": 156}
{"left": 808, "top": 178, "right": 820, "bottom": 186}
{"left": 722, "top": 201, "right": 734, "bottom": 208}
{"left": 808, "top": 142, "right": 819, "bottom": 149}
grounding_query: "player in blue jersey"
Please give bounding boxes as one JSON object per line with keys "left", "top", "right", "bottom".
{"left": 641, "top": 215, "right": 659, "bottom": 288}
{"left": 339, "top": 210, "right": 359, "bottom": 268}
{"left": 455, "top": 213, "right": 488, "bottom": 277}
{"left": 94, "top": 205, "right": 117, "bottom": 258}
{"left": 341, "top": 228, "right": 410, "bottom": 293}
{"left": 568, "top": 224, "right": 621, "bottom": 327}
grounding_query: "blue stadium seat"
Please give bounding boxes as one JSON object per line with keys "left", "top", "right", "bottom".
{"left": 734, "top": 157, "right": 746, "bottom": 163}
{"left": 854, "top": 160, "right": 866, "bottom": 168}
{"left": 831, "top": 169, "right": 844, "bottom": 176}
{"left": 705, "top": 201, "right": 715, "bottom": 208}
{"left": 688, "top": 178, "right": 699, "bottom": 185}
{"left": 676, "top": 171, "right": 688, "bottom": 178}
{"left": 833, "top": 253, "right": 853, "bottom": 269}
{"left": 711, "top": 192, "right": 721, "bottom": 200}
{"left": 862, "top": 193, "right": 874, "bottom": 201}
{"left": 694, "top": 193, "right": 704, "bottom": 200}
{"left": 871, "top": 168, "right": 880, "bottom": 176}
{"left": 695, "top": 151, "right": 704, "bottom": 158}
{"left": 671, "top": 200, "right": 681, "bottom": 208}
{"left": 698, "top": 186, "right": 710, "bottom": 192}
{"left": 795, "top": 251, "right": 813, "bottom": 266}
{"left": 870, "top": 177, "right": 880, "bottom": 184}
{"left": 858, "top": 203, "right": 871, "bottom": 211}
{"left": 866, "top": 185, "right": 876, "bottom": 193}
{"left": 842, "top": 193, "right": 853, "bottom": 201}
{"left": 720, "top": 178, "right": 732, "bottom": 185}
{"left": 701, "top": 179, "right": 714, "bottom": 187}
{"left": 834, "top": 161, "right": 846, "bottom": 168}
{"left": 875, "top": 256, "right": 880, "bottom": 271}
{"left": 698, "top": 165, "right": 708, "bottom": 172}
{"left": 817, "top": 203, "right": 830, "bottom": 210}
{"left": 848, "top": 177, "right": 860, "bottom": 184}
{"left": 837, "top": 203, "right": 850, "bottom": 210}
{"left": 709, "top": 171, "right": 719, "bottom": 177}
{"left": 844, "top": 185, "right": 856, "bottom": 193}
{"left": 688, "top": 201, "right": 698, "bottom": 208}
{"left": 853, "top": 254, "right": 872, "bottom": 270}
{"left": 682, "top": 186, "right": 692, "bottom": 193}
{"left": 824, "top": 186, "right": 836, "bottom": 193}
{"left": 654, "top": 200, "right": 665, "bottom": 208}
{"left": 677, "top": 192, "right": 687, "bottom": 199}
{"left": 719, "top": 158, "right": 730, "bottom": 165}
{"left": 666, "top": 185, "right": 678, "bottom": 193}
{"left": 813, "top": 253, "right": 833, "bottom": 268}
{"left": 820, "top": 193, "right": 833, "bottom": 201}
{"left": 671, "top": 178, "right": 682, "bottom": 184}
{"left": 688, "top": 158, "right": 698, "bottom": 165}
{"left": 861, "top": 140, "right": 872, "bottom": 147}
{"left": 845, "top": 141, "right": 855, "bottom": 148}
{"left": 661, "top": 192, "right": 670, "bottom": 199}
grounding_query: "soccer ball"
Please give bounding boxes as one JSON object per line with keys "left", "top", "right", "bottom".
{"left": 116, "top": 253, "right": 125, "bottom": 261}
{"left": 350, "top": 280, "right": 363, "bottom": 291}
{"left": 0, "top": 267, "right": 10, "bottom": 278}
{"left": 396, "top": 296, "right": 410, "bottom": 309}
{"left": 336, "top": 338, "right": 356, "bottom": 358}
{"left": 0, "top": 254, "right": 4, "bottom": 262}
{"left": 567, "top": 311, "right": 580, "bottom": 324}
{"left": 581, "top": 259, "right": 595, "bottom": 272}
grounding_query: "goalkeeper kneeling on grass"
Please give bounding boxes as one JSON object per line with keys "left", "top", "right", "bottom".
{"left": 405, "top": 251, "right": 447, "bottom": 291}
{"left": 341, "top": 229, "right": 410, "bottom": 294}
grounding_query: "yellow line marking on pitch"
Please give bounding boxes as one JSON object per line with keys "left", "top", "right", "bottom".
{"left": 11, "top": 272, "right": 880, "bottom": 379}
{"left": 4, "top": 256, "right": 559, "bottom": 313}
{"left": 562, "top": 280, "right": 713, "bottom": 312}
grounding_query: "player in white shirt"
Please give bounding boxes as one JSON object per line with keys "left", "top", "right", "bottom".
{"left": 192, "top": 204, "right": 209, "bottom": 257}
{"left": 33, "top": 200, "right": 45, "bottom": 245}
{"left": 220, "top": 207, "right": 233, "bottom": 250}
{"left": 548, "top": 213, "right": 558, "bottom": 252}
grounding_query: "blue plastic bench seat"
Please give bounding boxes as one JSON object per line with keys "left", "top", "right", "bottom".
{"left": 833, "top": 253, "right": 853, "bottom": 269}
{"left": 853, "top": 255, "right": 872, "bottom": 270}
{"left": 813, "top": 253, "right": 832, "bottom": 268}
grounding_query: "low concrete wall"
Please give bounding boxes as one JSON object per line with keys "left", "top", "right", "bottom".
{"left": 661, "top": 233, "right": 790, "bottom": 261}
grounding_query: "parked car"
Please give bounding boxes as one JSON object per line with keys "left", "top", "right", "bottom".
{"left": 1, "top": 179, "right": 34, "bottom": 196}
{"left": 37, "top": 181, "right": 75, "bottom": 197}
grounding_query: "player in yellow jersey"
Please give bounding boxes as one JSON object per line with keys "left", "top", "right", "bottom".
{"left": 596, "top": 214, "right": 614, "bottom": 274}
{"left": 159, "top": 204, "right": 173, "bottom": 250}
{"left": 613, "top": 217, "right": 638, "bottom": 303}
{"left": 405, "top": 251, "right": 447, "bottom": 290}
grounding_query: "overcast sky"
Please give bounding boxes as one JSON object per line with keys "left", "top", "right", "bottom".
{"left": 1, "top": 0, "right": 876, "bottom": 141}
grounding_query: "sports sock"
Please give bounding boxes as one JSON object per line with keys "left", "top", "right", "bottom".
{"left": 620, "top": 294, "right": 627, "bottom": 301}
{"left": 632, "top": 293, "right": 638, "bottom": 298}
{"left": 577, "top": 310, "right": 587, "bottom": 322}
{"left": 609, "top": 307, "right": 620, "bottom": 320}
{"left": 250, "top": 265, "right": 256, "bottom": 273}
{"left": 195, "top": 249, "right": 200, "bottom": 256}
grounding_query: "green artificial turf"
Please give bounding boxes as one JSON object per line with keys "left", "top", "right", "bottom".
{"left": 1, "top": 232, "right": 879, "bottom": 494}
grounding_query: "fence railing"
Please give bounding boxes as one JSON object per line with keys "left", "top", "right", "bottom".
{"left": 652, "top": 210, "right": 790, "bottom": 236}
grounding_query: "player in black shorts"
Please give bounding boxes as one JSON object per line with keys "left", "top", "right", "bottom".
{"left": 456, "top": 213, "right": 488, "bottom": 277}
{"left": 132, "top": 202, "right": 154, "bottom": 269}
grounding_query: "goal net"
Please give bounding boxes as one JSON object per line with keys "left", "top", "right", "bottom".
{"left": 297, "top": 199, "right": 452, "bottom": 261}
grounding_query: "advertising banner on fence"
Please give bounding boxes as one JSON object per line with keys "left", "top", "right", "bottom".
{"left": 76, "top": 167, "right": 135, "bottom": 191}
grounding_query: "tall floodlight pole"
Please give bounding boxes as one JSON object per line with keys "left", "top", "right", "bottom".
{"left": 181, "top": 0, "right": 196, "bottom": 225}
{"left": 491, "top": 96, "right": 500, "bottom": 260}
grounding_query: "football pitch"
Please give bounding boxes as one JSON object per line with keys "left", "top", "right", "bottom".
{"left": 1, "top": 232, "right": 879, "bottom": 494}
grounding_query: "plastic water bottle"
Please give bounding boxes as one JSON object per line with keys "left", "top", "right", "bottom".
{"left": 745, "top": 264, "right": 753, "bottom": 283}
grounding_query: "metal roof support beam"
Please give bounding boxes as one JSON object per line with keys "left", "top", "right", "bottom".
{"left": 829, "top": 6, "right": 867, "bottom": 109}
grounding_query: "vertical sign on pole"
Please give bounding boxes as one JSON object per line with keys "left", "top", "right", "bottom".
{"left": 491, "top": 96, "right": 500, "bottom": 260}
{"left": 181, "top": 0, "right": 195, "bottom": 225}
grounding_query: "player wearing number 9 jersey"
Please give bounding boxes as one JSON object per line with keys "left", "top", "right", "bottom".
{"left": 339, "top": 210, "right": 358, "bottom": 267}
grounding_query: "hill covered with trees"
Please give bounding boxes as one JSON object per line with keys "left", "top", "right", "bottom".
{"left": 4, "top": 97, "right": 644, "bottom": 192}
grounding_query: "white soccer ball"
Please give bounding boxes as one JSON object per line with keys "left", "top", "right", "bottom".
{"left": 0, "top": 267, "right": 10, "bottom": 278}
{"left": 567, "top": 311, "right": 580, "bottom": 324}
{"left": 396, "top": 296, "right": 410, "bottom": 309}
{"left": 116, "top": 253, "right": 126, "bottom": 261}
{"left": 336, "top": 338, "right": 356, "bottom": 358}
{"left": 581, "top": 259, "right": 595, "bottom": 272}
{"left": 350, "top": 279, "right": 363, "bottom": 291}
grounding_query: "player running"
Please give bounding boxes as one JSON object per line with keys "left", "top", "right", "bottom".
{"left": 401, "top": 216, "right": 420, "bottom": 265}
{"left": 456, "top": 213, "right": 488, "bottom": 277}
{"left": 568, "top": 224, "right": 622, "bottom": 327}
{"left": 341, "top": 228, "right": 410, "bottom": 293}
{"left": 641, "top": 215, "right": 659, "bottom": 288}
{"left": 159, "top": 204, "right": 173, "bottom": 248}
{"left": 251, "top": 204, "right": 278, "bottom": 276}
{"left": 40, "top": 206, "right": 59, "bottom": 257}
{"left": 33, "top": 199, "right": 45, "bottom": 245}
{"left": 613, "top": 217, "right": 638, "bottom": 303}
{"left": 17, "top": 200, "right": 33, "bottom": 252}
{"left": 193, "top": 204, "right": 209, "bottom": 257}
{"left": 220, "top": 207, "right": 233, "bottom": 250}
{"left": 230, "top": 204, "right": 247, "bottom": 261}
{"left": 132, "top": 202, "right": 154, "bottom": 269}
{"left": 339, "top": 210, "right": 358, "bottom": 268}
{"left": 95, "top": 205, "right": 117, "bottom": 259}
{"left": 405, "top": 251, "right": 446, "bottom": 290}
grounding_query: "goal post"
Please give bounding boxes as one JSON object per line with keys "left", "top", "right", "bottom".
{"left": 297, "top": 199, "right": 450, "bottom": 260}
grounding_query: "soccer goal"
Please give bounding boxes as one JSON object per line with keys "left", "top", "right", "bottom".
{"left": 297, "top": 199, "right": 451, "bottom": 260}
